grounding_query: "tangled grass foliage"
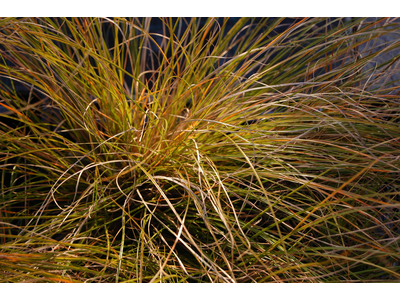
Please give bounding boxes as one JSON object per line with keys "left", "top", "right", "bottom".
{"left": 0, "top": 17, "right": 400, "bottom": 282}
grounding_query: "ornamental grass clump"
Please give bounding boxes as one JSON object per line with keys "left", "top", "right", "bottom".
{"left": 0, "top": 17, "right": 400, "bottom": 282}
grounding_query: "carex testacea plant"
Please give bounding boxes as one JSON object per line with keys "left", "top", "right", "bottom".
{"left": 0, "top": 17, "right": 399, "bottom": 282}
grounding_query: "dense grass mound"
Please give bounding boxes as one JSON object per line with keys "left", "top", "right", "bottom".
{"left": 1, "top": 17, "right": 400, "bottom": 282}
